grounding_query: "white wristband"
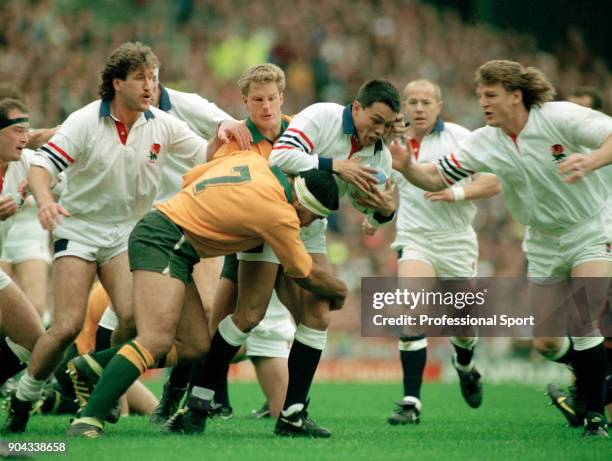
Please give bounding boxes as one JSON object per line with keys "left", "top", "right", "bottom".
{"left": 451, "top": 187, "right": 465, "bottom": 201}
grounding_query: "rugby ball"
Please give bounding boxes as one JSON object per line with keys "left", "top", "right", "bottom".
{"left": 347, "top": 170, "right": 387, "bottom": 215}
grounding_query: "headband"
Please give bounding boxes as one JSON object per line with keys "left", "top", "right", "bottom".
{"left": 294, "top": 176, "right": 332, "bottom": 218}
{"left": 0, "top": 116, "right": 29, "bottom": 130}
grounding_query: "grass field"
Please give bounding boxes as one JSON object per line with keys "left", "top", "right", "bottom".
{"left": 2, "top": 381, "right": 609, "bottom": 461}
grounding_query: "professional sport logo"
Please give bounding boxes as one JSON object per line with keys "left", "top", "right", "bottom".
{"left": 550, "top": 144, "right": 566, "bottom": 163}
{"left": 149, "top": 143, "right": 161, "bottom": 162}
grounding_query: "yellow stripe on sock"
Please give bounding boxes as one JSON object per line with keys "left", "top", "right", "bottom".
{"left": 131, "top": 340, "right": 155, "bottom": 368}
{"left": 83, "top": 355, "right": 104, "bottom": 376}
{"left": 118, "top": 345, "right": 149, "bottom": 374}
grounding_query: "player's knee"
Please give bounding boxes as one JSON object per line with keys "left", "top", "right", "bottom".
{"left": 48, "top": 322, "right": 82, "bottom": 346}
{"left": 533, "top": 337, "right": 563, "bottom": 358}
{"left": 238, "top": 308, "right": 266, "bottom": 332}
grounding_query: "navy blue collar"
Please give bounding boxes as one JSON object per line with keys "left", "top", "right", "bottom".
{"left": 342, "top": 104, "right": 356, "bottom": 135}
{"left": 431, "top": 117, "right": 444, "bottom": 133}
{"left": 99, "top": 99, "right": 155, "bottom": 120}
{"left": 342, "top": 104, "right": 383, "bottom": 154}
{"left": 158, "top": 85, "right": 172, "bottom": 112}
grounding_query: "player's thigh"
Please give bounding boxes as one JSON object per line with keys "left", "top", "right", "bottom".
{"left": 98, "top": 251, "right": 133, "bottom": 322}
{"left": 14, "top": 259, "right": 49, "bottom": 311}
{"left": 175, "top": 281, "right": 210, "bottom": 362}
{"left": 0, "top": 282, "right": 44, "bottom": 350}
{"left": 52, "top": 256, "right": 97, "bottom": 337}
{"left": 398, "top": 259, "right": 437, "bottom": 278}
{"left": 0, "top": 261, "right": 14, "bottom": 279}
{"left": 192, "top": 257, "right": 222, "bottom": 316}
{"left": 209, "top": 277, "right": 238, "bottom": 334}
{"left": 132, "top": 270, "right": 185, "bottom": 350}
{"left": 285, "top": 253, "right": 331, "bottom": 328}
{"left": 568, "top": 260, "right": 611, "bottom": 336}
{"left": 235, "top": 260, "right": 279, "bottom": 328}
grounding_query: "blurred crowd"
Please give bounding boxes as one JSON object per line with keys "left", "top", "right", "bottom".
{"left": 1, "top": 0, "right": 609, "bottom": 332}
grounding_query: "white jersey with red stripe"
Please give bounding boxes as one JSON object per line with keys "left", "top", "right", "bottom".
{"left": 269, "top": 102, "right": 393, "bottom": 227}
{"left": 392, "top": 120, "right": 476, "bottom": 233}
{"left": 435, "top": 102, "right": 612, "bottom": 232}
{"left": 155, "top": 86, "right": 233, "bottom": 203}
{"left": 31, "top": 99, "right": 206, "bottom": 247}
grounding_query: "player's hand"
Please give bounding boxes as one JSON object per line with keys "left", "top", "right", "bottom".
{"left": 217, "top": 119, "right": 252, "bottom": 150}
{"left": 355, "top": 179, "right": 395, "bottom": 216}
{"left": 424, "top": 188, "right": 454, "bottom": 202}
{"left": 332, "top": 158, "right": 378, "bottom": 193}
{"left": 27, "top": 126, "right": 60, "bottom": 150}
{"left": 389, "top": 137, "right": 416, "bottom": 172}
{"left": 38, "top": 201, "right": 70, "bottom": 230}
{"left": 558, "top": 153, "right": 597, "bottom": 184}
{"left": 0, "top": 196, "right": 18, "bottom": 220}
{"left": 384, "top": 114, "right": 406, "bottom": 144}
{"left": 362, "top": 218, "right": 377, "bottom": 236}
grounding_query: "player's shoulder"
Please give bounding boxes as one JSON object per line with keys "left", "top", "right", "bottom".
{"left": 443, "top": 121, "right": 471, "bottom": 137}
{"left": 536, "top": 101, "right": 592, "bottom": 122}
{"left": 164, "top": 87, "right": 206, "bottom": 106}
{"left": 298, "top": 102, "right": 344, "bottom": 120}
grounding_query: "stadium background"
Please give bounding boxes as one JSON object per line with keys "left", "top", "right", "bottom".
{"left": 1, "top": 0, "right": 610, "bottom": 395}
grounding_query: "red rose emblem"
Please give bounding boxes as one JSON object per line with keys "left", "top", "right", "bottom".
{"left": 551, "top": 144, "right": 564, "bottom": 155}
{"left": 151, "top": 143, "right": 161, "bottom": 154}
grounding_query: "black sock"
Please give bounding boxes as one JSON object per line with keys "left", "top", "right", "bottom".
{"left": 400, "top": 348, "right": 427, "bottom": 399}
{"left": 571, "top": 342, "right": 607, "bottom": 415}
{"left": 190, "top": 331, "right": 240, "bottom": 399}
{"left": 95, "top": 326, "right": 113, "bottom": 352}
{"left": 452, "top": 342, "right": 474, "bottom": 367}
{"left": 283, "top": 339, "right": 322, "bottom": 410}
{"left": 213, "top": 364, "right": 231, "bottom": 408}
{"left": 168, "top": 364, "right": 191, "bottom": 390}
{"left": 0, "top": 336, "right": 26, "bottom": 386}
{"left": 552, "top": 337, "right": 575, "bottom": 365}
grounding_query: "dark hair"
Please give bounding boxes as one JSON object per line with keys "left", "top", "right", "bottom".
{"left": 475, "top": 60, "right": 556, "bottom": 110}
{"left": 355, "top": 79, "right": 401, "bottom": 114}
{"left": 570, "top": 86, "right": 603, "bottom": 110}
{"left": 99, "top": 41, "right": 160, "bottom": 100}
{"left": 300, "top": 169, "right": 339, "bottom": 211}
{"left": 0, "top": 98, "right": 28, "bottom": 120}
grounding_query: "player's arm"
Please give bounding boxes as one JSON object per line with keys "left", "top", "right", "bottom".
{"left": 205, "top": 134, "right": 224, "bottom": 162}
{"left": 27, "top": 126, "right": 59, "bottom": 149}
{"left": 293, "top": 262, "right": 347, "bottom": 310}
{"left": 27, "top": 165, "right": 69, "bottom": 230}
{"left": 264, "top": 220, "right": 347, "bottom": 307}
{"left": 389, "top": 139, "right": 446, "bottom": 191}
{"left": 217, "top": 119, "right": 251, "bottom": 150}
{"left": 424, "top": 173, "right": 500, "bottom": 202}
{"left": 559, "top": 133, "right": 612, "bottom": 183}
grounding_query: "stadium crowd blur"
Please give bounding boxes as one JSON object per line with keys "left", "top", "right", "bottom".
{"left": 0, "top": 0, "right": 609, "bottom": 335}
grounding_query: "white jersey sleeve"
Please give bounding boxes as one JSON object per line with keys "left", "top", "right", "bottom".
{"left": 560, "top": 103, "right": 612, "bottom": 149}
{"left": 163, "top": 115, "right": 208, "bottom": 167}
{"left": 269, "top": 111, "right": 321, "bottom": 173}
{"left": 32, "top": 109, "right": 87, "bottom": 178}
{"left": 166, "top": 88, "right": 232, "bottom": 139}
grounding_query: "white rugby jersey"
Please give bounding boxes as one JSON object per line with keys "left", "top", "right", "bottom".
{"left": 436, "top": 102, "right": 612, "bottom": 231}
{"left": 31, "top": 99, "right": 206, "bottom": 245}
{"left": 155, "top": 86, "right": 232, "bottom": 203}
{"left": 0, "top": 149, "right": 35, "bottom": 246}
{"left": 269, "top": 102, "right": 393, "bottom": 227}
{"left": 393, "top": 119, "right": 476, "bottom": 233}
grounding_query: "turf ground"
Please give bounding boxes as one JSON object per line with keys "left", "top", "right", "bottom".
{"left": 2, "top": 381, "right": 609, "bottom": 461}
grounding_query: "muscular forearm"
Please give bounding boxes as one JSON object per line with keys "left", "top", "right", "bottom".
{"left": 591, "top": 134, "right": 612, "bottom": 170}
{"left": 27, "top": 166, "right": 55, "bottom": 207}
{"left": 462, "top": 174, "right": 500, "bottom": 200}
{"left": 398, "top": 162, "right": 446, "bottom": 192}
{"left": 293, "top": 263, "right": 347, "bottom": 301}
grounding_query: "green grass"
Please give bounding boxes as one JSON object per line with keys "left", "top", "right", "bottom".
{"left": 3, "top": 382, "right": 609, "bottom": 461}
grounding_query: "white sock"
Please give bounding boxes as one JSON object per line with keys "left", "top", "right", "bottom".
{"left": 15, "top": 371, "right": 45, "bottom": 402}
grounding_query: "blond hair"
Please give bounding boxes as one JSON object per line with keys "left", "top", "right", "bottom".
{"left": 475, "top": 60, "right": 556, "bottom": 110}
{"left": 237, "top": 63, "right": 285, "bottom": 96}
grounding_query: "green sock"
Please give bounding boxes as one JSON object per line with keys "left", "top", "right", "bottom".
{"left": 82, "top": 354, "right": 141, "bottom": 420}
{"left": 89, "top": 344, "right": 124, "bottom": 368}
